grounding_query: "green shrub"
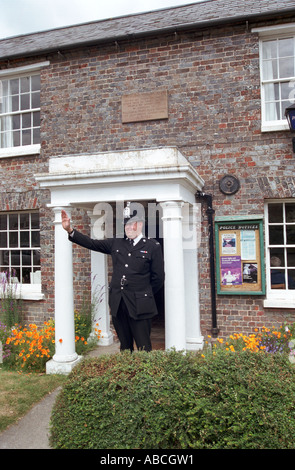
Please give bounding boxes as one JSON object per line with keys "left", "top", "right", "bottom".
{"left": 50, "top": 349, "right": 295, "bottom": 449}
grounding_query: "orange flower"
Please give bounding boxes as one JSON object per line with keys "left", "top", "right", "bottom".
{"left": 59, "top": 338, "right": 63, "bottom": 343}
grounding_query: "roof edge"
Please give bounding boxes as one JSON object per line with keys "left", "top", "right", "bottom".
{"left": 1, "top": 4, "right": 295, "bottom": 61}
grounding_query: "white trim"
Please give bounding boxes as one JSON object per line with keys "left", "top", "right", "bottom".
{"left": 0, "top": 144, "right": 41, "bottom": 159}
{"left": 252, "top": 23, "right": 295, "bottom": 37}
{"left": 0, "top": 61, "right": 50, "bottom": 77}
{"left": 264, "top": 298, "right": 295, "bottom": 309}
{"left": 0, "top": 284, "right": 44, "bottom": 301}
{"left": 35, "top": 148, "right": 205, "bottom": 357}
{"left": 255, "top": 29, "right": 295, "bottom": 133}
{"left": 261, "top": 122, "right": 289, "bottom": 133}
{"left": 264, "top": 200, "right": 295, "bottom": 309}
{"left": 35, "top": 148, "right": 205, "bottom": 206}
{"left": 0, "top": 61, "right": 49, "bottom": 158}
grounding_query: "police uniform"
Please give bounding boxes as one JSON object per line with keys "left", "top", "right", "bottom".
{"left": 69, "top": 229, "right": 164, "bottom": 351}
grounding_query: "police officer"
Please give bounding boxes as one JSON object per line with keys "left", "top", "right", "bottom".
{"left": 61, "top": 206, "right": 164, "bottom": 352}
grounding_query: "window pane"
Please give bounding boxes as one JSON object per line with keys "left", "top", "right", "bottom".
{"left": 263, "top": 59, "right": 278, "bottom": 80}
{"left": 9, "top": 232, "right": 18, "bottom": 247}
{"left": 33, "top": 128, "right": 40, "bottom": 145}
{"left": 13, "top": 130, "right": 20, "bottom": 146}
{"left": 269, "top": 226, "right": 284, "bottom": 245}
{"left": 31, "top": 75, "right": 40, "bottom": 91}
{"left": 271, "top": 269, "right": 286, "bottom": 288}
{"left": 22, "top": 267, "right": 31, "bottom": 284}
{"left": 278, "top": 38, "right": 294, "bottom": 57}
{"left": 288, "top": 270, "right": 295, "bottom": 289}
{"left": 11, "top": 250, "right": 20, "bottom": 266}
{"left": 13, "top": 114, "right": 20, "bottom": 130}
{"left": 12, "top": 267, "right": 20, "bottom": 282}
{"left": 12, "top": 95, "right": 19, "bottom": 112}
{"left": 31, "top": 92, "right": 40, "bottom": 109}
{"left": 265, "top": 102, "right": 280, "bottom": 121}
{"left": 20, "top": 213, "right": 29, "bottom": 229}
{"left": 33, "top": 111, "right": 40, "bottom": 127}
{"left": 287, "top": 226, "right": 295, "bottom": 244}
{"left": 31, "top": 213, "right": 39, "bottom": 229}
{"left": 264, "top": 83, "right": 279, "bottom": 101}
{"left": 0, "top": 214, "right": 7, "bottom": 230}
{"left": 9, "top": 214, "right": 18, "bottom": 230}
{"left": 268, "top": 204, "right": 283, "bottom": 223}
{"left": 20, "top": 77, "right": 30, "bottom": 93}
{"left": 0, "top": 232, "right": 7, "bottom": 247}
{"left": 2, "top": 250, "right": 9, "bottom": 266}
{"left": 20, "top": 231, "right": 29, "bottom": 247}
{"left": 20, "top": 94, "right": 30, "bottom": 110}
{"left": 287, "top": 248, "right": 295, "bottom": 267}
{"left": 270, "top": 250, "right": 285, "bottom": 267}
{"left": 0, "top": 80, "right": 8, "bottom": 98}
{"left": 281, "top": 82, "right": 292, "bottom": 100}
{"left": 10, "top": 79, "right": 19, "bottom": 95}
{"left": 31, "top": 231, "right": 40, "bottom": 247}
{"left": 22, "top": 113, "right": 31, "bottom": 129}
{"left": 22, "top": 250, "right": 31, "bottom": 266}
{"left": 286, "top": 204, "right": 295, "bottom": 223}
{"left": 33, "top": 250, "right": 40, "bottom": 265}
{"left": 22, "top": 129, "right": 31, "bottom": 146}
{"left": 279, "top": 58, "right": 294, "bottom": 78}
{"left": 262, "top": 40, "right": 277, "bottom": 59}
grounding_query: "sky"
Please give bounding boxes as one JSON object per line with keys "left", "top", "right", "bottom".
{"left": 0, "top": 0, "right": 205, "bottom": 40}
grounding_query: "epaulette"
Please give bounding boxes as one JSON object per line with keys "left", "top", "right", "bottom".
{"left": 147, "top": 237, "right": 161, "bottom": 245}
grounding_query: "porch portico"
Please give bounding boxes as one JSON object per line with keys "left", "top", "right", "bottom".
{"left": 35, "top": 147, "right": 205, "bottom": 374}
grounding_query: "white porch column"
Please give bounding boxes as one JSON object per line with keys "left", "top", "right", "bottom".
{"left": 46, "top": 206, "right": 82, "bottom": 374}
{"left": 161, "top": 201, "right": 186, "bottom": 351}
{"left": 183, "top": 203, "right": 204, "bottom": 350}
{"left": 88, "top": 211, "right": 113, "bottom": 346}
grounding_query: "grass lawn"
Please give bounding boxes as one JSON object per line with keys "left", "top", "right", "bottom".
{"left": 0, "top": 367, "right": 67, "bottom": 432}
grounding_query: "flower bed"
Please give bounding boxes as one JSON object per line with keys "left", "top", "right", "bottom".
{"left": 2, "top": 316, "right": 101, "bottom": 372}
{"left": 205, "top": 324, "right": 295, "bottom": 361}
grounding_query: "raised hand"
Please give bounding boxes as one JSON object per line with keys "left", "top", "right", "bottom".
{"left": 61, "top": 210, "right": 72, "bottom": 233}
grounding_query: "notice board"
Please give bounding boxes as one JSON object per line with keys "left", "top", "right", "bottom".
{"left": 215, "top": 218, "right": 265, "bottom": 295}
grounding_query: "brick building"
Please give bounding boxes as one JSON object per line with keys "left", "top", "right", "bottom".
{"left": 1, "top": 0, "right": 295, "bottom": 371}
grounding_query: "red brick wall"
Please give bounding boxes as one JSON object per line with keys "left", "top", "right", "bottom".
{"left": 1, "top": 22, "right": 294, "bottom": 334}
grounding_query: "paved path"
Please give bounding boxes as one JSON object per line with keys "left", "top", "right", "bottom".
{"left": 0, "top": 342, "right": 120, "bottom": 449}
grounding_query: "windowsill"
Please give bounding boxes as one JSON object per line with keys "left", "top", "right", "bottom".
{"left": 261, "top": 122, "right": 289, "bottom": 133}
{"left": 0, "top": 144, "right": 41, "bottom": 159}
{"left": 21, "top": 290, "right": 45, "bottom": 301}
{"left": 264, "top": 296, "right": 295, "bottom": 309}
{"left": 0, "top": 284, "right": 44, "bottom": 301}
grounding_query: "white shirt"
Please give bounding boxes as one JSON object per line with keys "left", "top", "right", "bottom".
{"left": 130, "top": 234, "right": 143, "bottom": 246}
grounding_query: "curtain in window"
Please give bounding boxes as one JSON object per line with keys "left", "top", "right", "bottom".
{"left": 262, "top": 40, "right": 279, "bottom": 121}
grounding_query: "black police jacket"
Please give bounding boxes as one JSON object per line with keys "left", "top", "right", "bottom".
{"left": 69, "top": 230, "right": 164, "bottom": 320}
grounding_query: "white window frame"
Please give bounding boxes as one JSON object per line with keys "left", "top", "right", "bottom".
{"left": 0, "top": 210, "right": 44, "bottom": 301}
{"left": 0, "top": 61, "right": 49, "bottom": 159}
{"left": 252, "top": 23, "right": 295, "bottom": 133}
{"left": 264, "top": 199, "right": 295, "bottom": 309}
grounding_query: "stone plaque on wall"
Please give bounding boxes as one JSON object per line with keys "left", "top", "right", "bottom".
{"left": 122, "top": 90, "right": 168, "bottom": 123}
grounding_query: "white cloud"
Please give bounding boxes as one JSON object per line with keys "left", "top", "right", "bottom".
{"left": 0, "top": 0, "right": 203, "bottom": 39}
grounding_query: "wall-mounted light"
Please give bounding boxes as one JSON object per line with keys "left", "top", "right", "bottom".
{"left": 285, "top": 103, "right": 295, "bottom": 152}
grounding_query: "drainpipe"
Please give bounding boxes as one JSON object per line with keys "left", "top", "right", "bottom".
{"left": 195, "top": 191, "right": 219, "bottom": 338}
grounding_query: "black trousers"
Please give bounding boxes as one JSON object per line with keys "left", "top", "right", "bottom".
{"left": 112, "top": 298, "right": 152, "bottom": 352}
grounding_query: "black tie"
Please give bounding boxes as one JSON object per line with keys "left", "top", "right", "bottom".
{"left": 128, "top": 238, "right": 134, "bottom": 246}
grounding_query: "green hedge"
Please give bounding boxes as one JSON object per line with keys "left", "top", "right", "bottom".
{"left": 50, "top": 349, "right": 295, "bottom": 449}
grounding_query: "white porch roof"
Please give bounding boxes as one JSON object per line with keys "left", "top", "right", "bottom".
{"left": 35, "top": 147, "right": 204, "bottom": 206}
